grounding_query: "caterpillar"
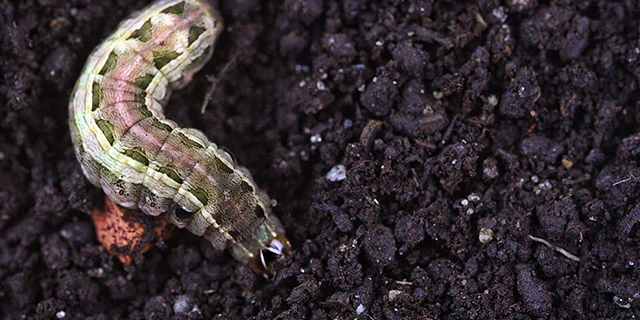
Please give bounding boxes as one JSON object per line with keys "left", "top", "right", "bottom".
{"left": 69, "top": 0, "right": 291, "bottom": 278}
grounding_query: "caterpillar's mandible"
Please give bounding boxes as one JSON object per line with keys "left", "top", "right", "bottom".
{"left": 69, "top": 0, "right": 291, "bottom": 278}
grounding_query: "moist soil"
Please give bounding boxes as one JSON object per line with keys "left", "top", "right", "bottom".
{"left": 1, "top": 0, "right": 640, "bottom": 319}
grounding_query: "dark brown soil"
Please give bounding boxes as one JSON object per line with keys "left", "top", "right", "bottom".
{"left": 2, "top": 0, "right": 640, "bottom": 319}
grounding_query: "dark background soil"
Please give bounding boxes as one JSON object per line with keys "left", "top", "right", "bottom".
{"left": 2, "top": 0, "right": 640, "bottom": 319}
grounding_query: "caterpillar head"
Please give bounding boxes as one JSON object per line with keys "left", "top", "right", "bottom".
{"left": 228, "top": 214, "right": 292, "bottom": 279}
{"left": 248, "top": 232, "right": 292, "bottom": 279}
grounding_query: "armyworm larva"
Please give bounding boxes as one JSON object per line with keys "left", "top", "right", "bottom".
{"left": 69, "top": 0, "right": 291, "bottom": 278}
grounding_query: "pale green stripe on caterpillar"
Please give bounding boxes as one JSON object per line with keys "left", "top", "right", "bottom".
{"left": 69, "top": 0, "right": 291, "bottom": 278}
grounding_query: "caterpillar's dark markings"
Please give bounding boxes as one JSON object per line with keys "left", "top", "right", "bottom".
{"left": 161, "top": 1, "right": 185, "bottom": 15}
{"left": 133, "top": 92, "right": 147, "bottom": 104}
{"left": 99, "top": 167, "right": 131, "bottom": 197}
{"left": 92, "top": 82, "right": 103, "bottom": 111}
{"left": 150, "top": 118, "right": 173, "bottom": 133}
{"left": 138, "top": 105, "right": 153, "bottom": 118}
{"left": 254, "top": 205, "right": 266, "bottom": 219}
{"left": 228, "top": 230, "right": 240, "bottom": 239}
{"left": 152, "top": 50, "right": 180, "bottom": 69}
{"left": 133, "top": 74, "right": 154, "bottom": 90}
{"left": 128, "top": 20, "right": 153, "bottom": 42}
{"left": 174, "top": 207, "right": 193, "bottom": 221}
{"left": 95, "top": 119, "right": 116, "bottom": 145}
{"left": 98, "top": 52, "right": 118, "bottom": 75}
{"left": 240, "top": 181, "right": 254, "bottom": 193}
{"left": 177, "top": 132, "right": 205, "bottom": 149}
{"left": 212, "top": 156, "right": 234, "bottom": 174}
{"left": 189, "top": 187, "right": 210, "bottom": 206}
{"left": 188, "top": 25, "right": 206, "bottom": 46}
{"left": 157, "top": 165, "right": 184, "bottom": 184}
{"left": 124, "top": 147, "right": 150, "bottom": 166}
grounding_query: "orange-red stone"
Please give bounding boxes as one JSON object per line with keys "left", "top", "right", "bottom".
{"left": 91, "top": 195, "right": 172, "bottom": 264}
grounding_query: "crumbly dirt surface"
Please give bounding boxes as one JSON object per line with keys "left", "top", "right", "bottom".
{"left": 2, "top": 0, "right": 640, "bottom": 319}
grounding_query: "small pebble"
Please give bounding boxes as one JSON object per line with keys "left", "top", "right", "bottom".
{"left": 310, "top": 134, "right": 322, "bottom": 143}
{"left": 388, "top": 290, "right": 403, "bottom": 301}
{"left": 92, "top": 195, "right": 172, "bottom": 264}
{"left": 173, "top": 295, "right": 196, "bottom": 314}
{"left": 468, "top": 193, "right": 480, "bottom": 202}
{"left": 326, "top": 164, "right": 347, "bottom": 182}
{"left": 479, "top": 228, "right": 494, "bottom": 243}
{"left": 561, "top": 158, "right": 573, "bottom": 169}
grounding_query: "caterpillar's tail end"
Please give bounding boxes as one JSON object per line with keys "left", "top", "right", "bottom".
{"left": 248, "top": 232, "right": 292, "bottom": 279}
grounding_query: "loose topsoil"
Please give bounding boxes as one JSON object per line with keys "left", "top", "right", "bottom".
{"left": 1, "top": 0, "right": 640, "bottom": 319}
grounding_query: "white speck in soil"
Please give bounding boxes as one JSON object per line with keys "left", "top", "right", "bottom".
{"left": 326, "top": 164, "right": 347, "bottom": 182}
